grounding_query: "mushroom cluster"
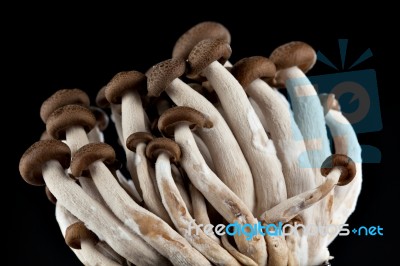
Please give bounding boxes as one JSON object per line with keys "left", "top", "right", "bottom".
{"left": 19, "top": 22, "right": 361, "bottom": 266}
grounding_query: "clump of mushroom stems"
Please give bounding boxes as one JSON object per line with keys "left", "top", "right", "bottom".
{"left": 19, "top": 21, "right": 363, "bottom": 266}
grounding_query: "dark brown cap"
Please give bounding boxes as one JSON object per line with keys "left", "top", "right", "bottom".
{"left": 158, "top": 106, "right": 213, "bottom": 137}
{"left": 19, "top": 140, "right": 71, "bottom": 186}
{"left": 105, "top": 71, "right": 146, "bottom": 104}
{"left": 65, "top": 221, "right": 99, "bottom": 249}
{"left": 146, "top": 138, "right": 181, "bottom": 163}
{"left": 172, "top": 21, "right": 231, "bottom": 59}
{"left": 126, "top": 132, "right": 154, "bottom": 152}
{"left": 321, "top": 154, "right": 356, "bottom": 186}
{"left": 46, "top": 105, "right": 96, "bottom": 139}
{"left": 96, "top": 86, "right": 110, "bottom": 108}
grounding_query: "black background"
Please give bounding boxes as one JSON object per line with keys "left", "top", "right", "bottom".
{"left": 6, "top": 7, "right": 395, "bottom": 265}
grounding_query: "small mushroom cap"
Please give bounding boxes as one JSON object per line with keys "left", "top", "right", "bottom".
{"left": 19, "top": 140, "right": 71, "bottom": 186}
{"left": 187, "top": 39, "right": 232, "bottom": 79}
{"left": 231, "top": 56, "right": 277, "bottom": 89}
{"left": 126, "top": 132, "right": 154, "bottom": 152}
{"left": 105, "top": 71, "right": 146, "bottom": 104}
{"left": 70, "top": 143, "right": 116, "bottom": 177}
{"left": 158, "top": 106, "right": 213, "bottom": 137}
{"left": 46, "top": 105, "right": 96, "bottom": 139}
{"left": 319, "top": 93, "right": 341, "bottom": 115}
{"left": 172, "top": 21, "right": 231, "bottom": 59}
{"left": 65, "top": 222, "right": 98, "bottom": 249}
{"left": 96, "top": 86, "right": 110, "bottom": 108}
{"left": 146, "top": 137, "right": 181, "bottom": 163}
{"left": 269, "top": 41, "right": 316, "bottom": 73}
{"left": 40, "top": 89, "right": 90, "bottom": 123}
{"left": 147, "top": 58, "right": 186, "bottom": 97}
{"left": 89, "top": 106, "right": 109, "bottom": 131}
{"left": 321, "top": 154, "right": 356, "bottom": 186}
{"left": 45, "top": 186, "right": 57, "bottom": 204}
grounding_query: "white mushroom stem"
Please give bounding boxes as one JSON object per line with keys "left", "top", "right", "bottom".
{"left": 249, "top": 97, "right": 270, "bottom": 132}
{"left": 325, "top": 109, "right": 362, "bottom": 242}
{"left": 136, "top": 142, "right": 173, "bottom": 225}
{"left": 172, "top": 165, "right": 193, "bottom": 215}
{"left": 276, "top": 66, "right": 331, "bottom": 172}
{"left": 193, "top": 133, "right": 215, "bottom": 171}
{"left": 43, "top": 160, "right": 166, "bottom": 266}
{"left": 87, "top": 126, "right": 104, "bottom": 143}
{"left": 121, "top": 90, "right": 146, "bottom": 142}
{"left": 221, "top": 235, "right": 258, "bottom": 266}
{"left": 79, "top": 176, "right": 107, "bottom": 205}
{"left": 247, "top": 79, "right": 316, "bottom": 196}
{"left": 155, "top": 152, "right": 240, "bottom": 265}
{"left": 174, "top": 123, "right": 267, "bottom": 266}
{"left": 189, "top": 184, "right": 219, "bottom": 244}
{"left": 202, "top": 61, "right": 287, "bottom": 215}
{"left": 88, "top": 160, "right": 211, "bottom": 266}
{"left": 65, "top": 126, "right": 89, "bottom": 156}
{"left": 166, "top": 78, "right": 255, "bottom": 212}
{"left": 56, "top": 206, "right": 122, "bottom": 266}
{"left": 260, "top": 167, "right": 342, "bottom": 224}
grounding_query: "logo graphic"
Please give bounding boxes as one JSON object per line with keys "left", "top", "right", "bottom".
{"left": 308, "top": 39, "right": 382, "bottom": 163}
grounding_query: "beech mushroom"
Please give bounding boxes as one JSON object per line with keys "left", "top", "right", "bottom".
{"left": 270, "top": 41, "right": 331, "bottom": 171}
{"left": 158, "top": 106, "right": 267, "bottom": 266}
{"left": 187, "top": 39, "right": 287, "bottom": 216}
{"left": 147, "top": 57, "right": 256, "bottom": 213}
{"left": 146, "top": 137, "right": 240, "bottom": 265}
{"left": 70, "top": 142, "right": 211, "bottom": 266}
{"left": 19, "top": 140, "right": 166, "bottom": 265}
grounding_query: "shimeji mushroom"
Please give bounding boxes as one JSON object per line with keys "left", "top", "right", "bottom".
{"left": 320, "top": 94, "right": 362, "bottom": 243}
{"left": 270, "top": 41, "right": 331, "bottom": 172}
{"left": 158, "top": 106, "right": 268, "bottom": 266}
{"left": 260, "top": 154, "right": 356, "bottom": 265}
{"left": 146, "top": 137, "right": 241, "bottom": 265}
{"left": 105, "top": 71, "right": 171, "bottom": 222}
{"left": 70, "top": 142, "right": 212, "bottom": 266}
{"left": 147, "top": 58, "right": 256, "bottom": 213}
{"left": 87, "top": 106, "right": 109, "bottom": 143}
{"left": 19, "top": 140, "right": 166, "bottom": 265}
{"left": 187, "top": 39, "right": 287, "bottom": 216}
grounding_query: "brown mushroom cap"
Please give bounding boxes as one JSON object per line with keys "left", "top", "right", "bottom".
{"left": 89, "top": 106, "right": 109, "bottom": 131}
{"left": 46, "top": 105, "right": 96, "bottom": 139}
{"left": 40, "top": 89, "right": 90, "bottom": 123}
{"left": 158, "top": 106, "right": 213, "bottom": 137}
{"left": 65, "top": 222, "right": 99, "bottom": 249}
{"left": 70, "top": 143, "right": 116, "bottom": 177}
{"left": 187, "top": 39, "right": 232, "bottom": 79}
{"left": 95, "top": 86, "right": 110, "bottom": 108}
{"left": 320, "top": 154, "right": 356, "bottom": 186}
{"left": 172, "top": 21, "right": 231, "bottom": 60}
{"left": 146, "top": 138, "right": 181, "bottom": 163}
{"left": 105, "top": 71, "right": 146, "bottom": 104}
{"left": 19, "top": 140, "right": 71, "bottom": 186}
{"left": 269, "top": 41, "right": 316, "bottom": 73}
{"left": 147, "top": 58, "right": 186, "bottom": 97}
{"left": 45, "top": 186, "right": 57, "bottom": 204}
{"left": 230, "top": 56, "right": 277, "bottom": 89}
{"left": 126, "top": 132, "right": 154, "bottom": 152}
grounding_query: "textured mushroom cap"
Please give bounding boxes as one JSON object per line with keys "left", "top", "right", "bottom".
{"left": 40, "top": 89, "right": 90, "bottom": 123}
{"left": 321, "top": 154, "right": 356, "bottom": 186}
{"left": 65, "top": 222, "right": 98, "bottom": 249}
{"left": 269, "top": 41, "right": 316, "bottom": 73}
{"left": 70, "top": 143, "right": 116, "bottom": 177}
{"left": 147, "top": 58, "right": 186, "bottom": 97}
{"left": 172, "top": 21, "right": 231, "bottom": 59}
{"left": 146, "top": 138, "right": 181, "bottom": 163}
{"left": 158, "top": 106, "right": 213, "bottom": 137}
{"left": 19, "top": 140, "right": 71, "bottom": 186}
{"left": 319, "top": 93, "right": 341, "bottom": 115}
{"left": 46, "top": 105, "right": 96, "bottom": 139}
{"left": 90, "top": 106, "right": 109, "bottom": 131}
{"left": 231, "top": 56, "right": 277, "bottom": 89}
{"left": 105, "top": 71, "right": 146, "bottom": 104}
{"left": 126, "top": 132, "right": 154, "bottom": 152}
{"left": 187, "top": 39, "right": 232, "bottom": 79}
{"left": 45, "top": 186, "right": 57, "bottom": 204}
{"left": 96, "top": 86, "right": 110, "bottom": 108}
